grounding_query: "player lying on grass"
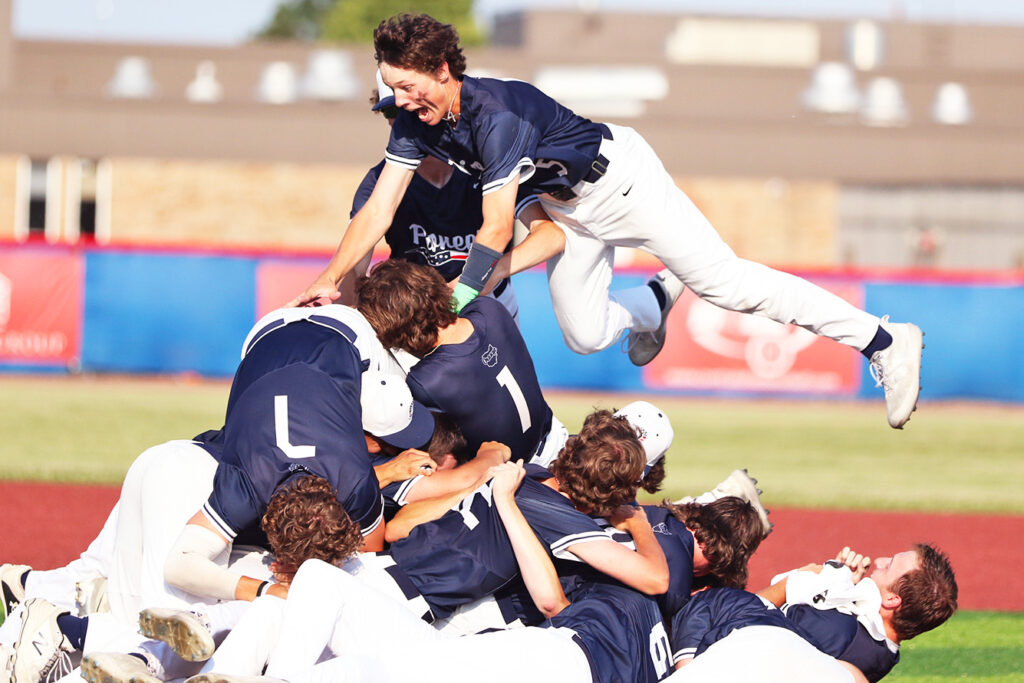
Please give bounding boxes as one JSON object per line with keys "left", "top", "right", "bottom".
{"left": 356, "top": 259, "right": 567, "bottom": 466}
{"left": 292, "top": 12, "right": 923, "bottom": 430}
{"left": 665, "top": 544, "right": 958, "bottom": 682}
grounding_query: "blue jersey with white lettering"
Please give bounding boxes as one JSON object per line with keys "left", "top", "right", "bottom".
{"left": 497, "top": 502, "right": 697, "bottom": 627}
{"left": 352, "top": 160, "right": 482, "bottom": 283}
{"left": 547, "top": 581, "right": 671, "bottom": 683}
{"left": 388, "top": 464, "right": 609, "bottom": 620}
{"left": 407, "top": 296, "right": 551, "bottom": 461}
{"left": 670, "top": 588, "right": 811, "bottom": 664}
{"left": 784, "top": 604, "right": 899, "bottom": 682}
{"left": 385, "top": 76, "right": 604, "bottom": 197}
{"left": 200, "top": 316, "right": 383, "bottom": 541}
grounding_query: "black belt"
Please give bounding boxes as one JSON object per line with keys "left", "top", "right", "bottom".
{"left": 547, "top": 124, "right": 613, "bottom": 202}
{"left": 493, "top": 277, "right": 510, "bottom": 297}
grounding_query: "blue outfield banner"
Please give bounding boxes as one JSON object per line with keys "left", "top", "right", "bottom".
{"left": 82, "top": 251, "right": 256, "bottom": 376}
{"left": 0, "top": 244, "right": 1020, "bottom": 402}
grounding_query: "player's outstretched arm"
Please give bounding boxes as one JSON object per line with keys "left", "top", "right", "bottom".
{"left": 453, "top": 178, "right": 519, "bottom": 310}
{"left": 383, "top": 444, "right": 511, "bottom": 543}
{"left": 402, "top": 441, "right": 510, "bottom": 504}
{"left": 288, "top": 163, "right": 413, "bottom": 307}
{"left": 492, "top": 461, "right": 569, "bottom": 618}
{"left": 165, "top": 510, "right": 288, "bottom": 602}
{"left": 569, "top": 506, "right": 670, "bottom": 595}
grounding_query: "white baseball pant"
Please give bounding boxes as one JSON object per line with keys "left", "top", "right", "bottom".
{"left": 539, "top": 124, "right": 881, "bottom": 355}
{"left": 667, "top": 625, "right": 855, "bottom": 683}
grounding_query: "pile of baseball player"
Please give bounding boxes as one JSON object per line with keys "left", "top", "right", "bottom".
{"left": 0, "top": 13, "right": 956, "bottom": 683}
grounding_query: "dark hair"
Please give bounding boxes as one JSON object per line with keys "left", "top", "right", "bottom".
{"left": 662, "top": 496, "right": 764, "bottom": 589}
{"left": 428, "top": 413, "right": 469, "bottom": 465}
{"left": 356, "top": 260, "right": 457, "bottom": 357}
{"left": 640, "top": 459, "right": 666, "bottom": 494}
{"left": 549, "top": 410, "right": 645, "bottom": 518}
{"left": 262, "top": 475, "right": 363, "bottom": 571}
{"left": 374, "top": 14, "right": 466, "bottom": 79}
{"left": 890, "top": 544, "right": 958, "bottom": 641}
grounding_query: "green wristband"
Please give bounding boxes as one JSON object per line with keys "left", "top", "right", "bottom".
{"left": 452, "top": 282, "right": 480, "bottom": 313}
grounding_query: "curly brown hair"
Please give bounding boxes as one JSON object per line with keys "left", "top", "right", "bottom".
{"left": 890, "top": 543, "right": 958, "bottom": 641}
{"left": 662, "top": 496, "right": 763, "bottom": 589}
{"left": 262, "top": 475, "right": 363, "bottom": 571}
{"left": 549, "top": 410, "right": 645, "bottom": 518}
{"left": 356, "top": 260, "right": 457, "bottom": 357}
{"left": 640, "top": 459, "right": 666, "bottom": 494}
{"left": 374, "top": 14, "right": 467, "bottom": 80}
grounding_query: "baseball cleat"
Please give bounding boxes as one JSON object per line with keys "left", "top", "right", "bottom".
{"left": 627, "top": 269, "right": 685, "bottom": 366}
{"left": 10, "top": 598, "right": 73, "bottom": 683}
{"left": 75, "top": 576, "right": 110, "bottom": 616}
{"left": 81, "top": 651, "right": 163, "bottom": 683}
{"left": 1, "top": 563, "right": 30, "bottom": 627}
{"left": 675, "top": 469, "right": 773, "bottom": 537}
{"left": 139, "top": 607, "right": 215, "bottom": 662}
{"left": 869, "top": 316, "right": 923, "bottom": 429}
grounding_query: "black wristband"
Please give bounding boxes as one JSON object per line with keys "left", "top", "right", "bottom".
{"left": 458, "top": 242, "right": 503, "bottom": 292}
{"left": 256, "top": 580, "right": 271, "bottom": 597}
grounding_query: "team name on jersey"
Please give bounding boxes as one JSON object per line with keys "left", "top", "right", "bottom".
{"left": 410, "top": 224, "right": 474, "bottom": 254}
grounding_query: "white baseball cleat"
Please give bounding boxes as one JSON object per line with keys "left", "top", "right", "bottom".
{"left": 627, "top": 269, "right": 686, "bottom": 367}
{"left": 1, "top": 563, "right": 30, "bottom": 626}
{"left": 868, "top": 316, "right": 924, "bottom": 429}
{"left": 81, "top": 651, "right": 163, "bottom": 683}
{"left": 676, "top": 469, "right": 772, "bottom": 537}
{"left": 139, "top": 607, "right": 215, "bottom": 662}
{"left": 10, "top": 598, "right": 74, "bottom": 683}
{"left": 75, "top": 576, "right": 110, "bottom": 616}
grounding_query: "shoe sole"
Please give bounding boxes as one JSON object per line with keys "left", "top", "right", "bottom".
{"left": 81, "top": 654, "right": 159, "bottom": 683}
{"left": 889, "top": 325, "right": 923, "bottom": 429}
{"left": 722, "top": 469, "right": 773, "bottom": 537}
{"left": 139, "top": 608, "right": 215, "bottom": 662}
{"left": 628, "top": 271, "right": 683, "bottom": 367}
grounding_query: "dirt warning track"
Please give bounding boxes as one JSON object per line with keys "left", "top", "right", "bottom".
{"left": 1, "top": 481, "right": 1020, "bottom": 611}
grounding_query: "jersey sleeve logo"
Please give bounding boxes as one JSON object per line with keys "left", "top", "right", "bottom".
{"left": 481, "top": 344, "right": 498, "bottom": 368}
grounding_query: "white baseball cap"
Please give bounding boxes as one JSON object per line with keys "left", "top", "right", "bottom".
{"left": 371, "top": 69, "right": 396, "bottom": 111}
{"left": 360, "top": 371, "right": 435, "bottom": 450}
{"left": 614, "top": 401, "right": 674, "bottom": 474}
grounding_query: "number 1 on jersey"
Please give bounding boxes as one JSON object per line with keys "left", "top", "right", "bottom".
{"left": 274, "top": 395, "right": 315, "bottom": 459}
{"left": 496, "top": 365, "right": 531, "bottom": 433}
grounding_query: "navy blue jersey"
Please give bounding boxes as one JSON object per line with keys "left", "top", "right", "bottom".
{"left": 670, "top": 588, "right": 812, "bottom": 664}
{"left": 643, "top": 505, "right": 696, "bottom": 620}
{"left": 784, "top": 604, "right": 899, "bottom": 682}
{"left": 388, "top": 464, "right": 608, "bottom": 620}
{"left": 352, "top": 160, "right": 481, "bottom": 283}
{"left": 407, "top": 296, "right": 551, "bottom": 461}
{"left": 546, "top": 581, "right": 671, "bottom": 683}
{"left": 385, "top": 76, "right": 604, "bottom": 197}
{"left": 200, "top": 318, "right": 383, "bottom": 541}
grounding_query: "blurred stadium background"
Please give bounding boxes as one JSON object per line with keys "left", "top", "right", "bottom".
{"left": 0, "top": 0, "right": 1022, "bottom": 677}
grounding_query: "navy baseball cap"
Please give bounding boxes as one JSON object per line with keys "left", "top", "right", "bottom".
{"left": 372, "top": 68, "right": 396, "bottom": 111}
{"left": 361, "top": 371, "right": 435, "bottom": 450}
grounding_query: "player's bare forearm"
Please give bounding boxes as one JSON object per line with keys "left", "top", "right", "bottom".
{"left": 384, "top": 476, "right": 490, "bottom": 543}
{"left": 493, "top": 462, "right": 569, "bottom": 618}
{"left": 374, "top": 450, "right": 435, "bottom": 488}
{"left": 403, "top": 443, "right": 509, "bottom": 503}
{"left": 755, "top": 578, "right": 788, "bottom": 607}
{"left": 337, "top": 251, "right": 374, "bottom": 306}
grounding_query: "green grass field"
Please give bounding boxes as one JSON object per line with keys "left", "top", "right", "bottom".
{"left": 2, "top": 374, "right": 1023, "bottom": 680}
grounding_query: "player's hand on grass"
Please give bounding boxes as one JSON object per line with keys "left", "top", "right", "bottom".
{"left": 835, "top": 546, "right": 872, "bottom": 582}
{"left": 286, "top": 278, "right": 341, "bottom": 308}
{"left": 489, "top": 461, "right": 526, "bottom": 499}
